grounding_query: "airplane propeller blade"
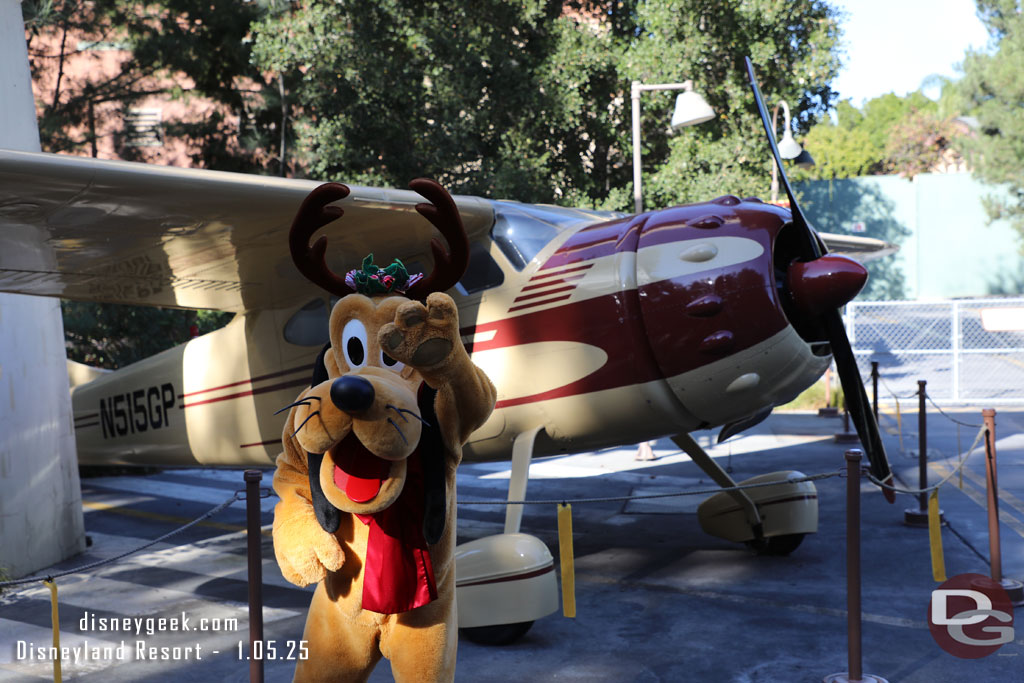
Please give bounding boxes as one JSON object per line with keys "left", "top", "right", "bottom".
{"left": 744, "top": 58, "right": 821, "bottom": 262}
{"left": 744, "top": 57, "right": 894, "bottom": 498}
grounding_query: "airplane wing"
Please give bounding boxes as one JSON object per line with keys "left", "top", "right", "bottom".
{"left": 818, "top": 231, "right": 898, "bottom": 261}
{"left": 0, "top": 150, "right": 495, "bottom": 313}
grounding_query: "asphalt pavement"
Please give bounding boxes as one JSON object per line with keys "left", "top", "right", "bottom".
{"left": 1, "top": 405, "right": 1023, "bottom": 682}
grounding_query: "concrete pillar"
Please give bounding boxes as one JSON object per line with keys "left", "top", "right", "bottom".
{"left": 0, "top": 0, "right": 85, "bottom": 578}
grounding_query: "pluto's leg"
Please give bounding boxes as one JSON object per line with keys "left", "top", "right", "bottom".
{"left": 380, "top": 598, "right": 456, "bottom": 683}
{"left": 293, "top": 583, "right": 382, "bottom": 683}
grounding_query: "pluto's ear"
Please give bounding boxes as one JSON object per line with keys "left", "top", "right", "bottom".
{"left": 308, "top": 342, "right": 341, "bottom": 534}
{"left": 417, "top": 385, "right": 446, "bottom": 545}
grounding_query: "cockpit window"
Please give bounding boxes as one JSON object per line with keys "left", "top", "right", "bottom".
{"left": 284, "top": 298, "right": 330, "bottom": 346}
{"left": 491, "top": 201, "right": 619, "bottom": 270}
{"left": 455, "top": 242, "right": 504, "bottom": 295}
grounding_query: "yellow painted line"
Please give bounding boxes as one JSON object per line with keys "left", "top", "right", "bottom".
{"left": 82, "top": 499, "right": 270, "bottom": 535}
{"left": 929, "top": 462, "right": 1024, "bottom": 540}
{"left": 999, "top": 356, "right": 1024, "bottom": 371}
{"left": 954, "top": 460, "right": 1024, "bottom": 521}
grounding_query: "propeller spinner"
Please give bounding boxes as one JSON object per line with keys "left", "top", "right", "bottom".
{"left": 744, "top": 57, "right": 895, "bottom": 500}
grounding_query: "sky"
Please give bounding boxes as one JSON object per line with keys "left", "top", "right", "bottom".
{"left": 830, "top": 0, "right": 992, "bottom": 107}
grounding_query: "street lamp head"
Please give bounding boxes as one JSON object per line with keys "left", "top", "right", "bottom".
{"left": 671, "top": 89, "right": 715, "bottom": 130}
{"left": 793, "top": 148, "right": 816, "bottom": 169}
{"left": 777, "top": 128, "right": 803, "bottom": 160}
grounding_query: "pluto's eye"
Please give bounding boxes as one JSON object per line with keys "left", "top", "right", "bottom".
{"left": 380, "top": 350, "right": 405, "bottom": 373}
{"left": 341, "top": 319, "right": 367, "bottom": 369}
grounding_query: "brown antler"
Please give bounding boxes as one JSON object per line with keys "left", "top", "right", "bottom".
{"left": 405, "top": 178, "right": 469, "bottom": 299}
{"left": 288, "top": 182, "right": 354, "bottom": 297}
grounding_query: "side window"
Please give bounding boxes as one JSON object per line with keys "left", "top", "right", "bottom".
{"left": 283, "top": 298, "right": 330, "bottom": 346}
{"left": 456, "top": 242, "right": 504, "bottom": 295}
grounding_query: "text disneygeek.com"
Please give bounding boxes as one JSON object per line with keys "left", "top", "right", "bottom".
{"left": 11, "top": 610, "right": 308, "bottom": 663}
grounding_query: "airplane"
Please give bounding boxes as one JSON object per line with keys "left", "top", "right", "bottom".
{"left": 0, "top": 58, "right": 895, "bottom": 643}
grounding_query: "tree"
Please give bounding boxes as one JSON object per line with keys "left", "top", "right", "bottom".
{"left": 956, "top": 0, "right": 1024, "bottom": 238}
{"left": 23, "top": 0, "right": 282, "bottom": 172}
{"left": 793, "top": 89, "right": 968, "bottom": 181}
{"left": 249, "top": 0, "right": 843, "bottom": 210}
{"left": 61, "top": 302, "right": 232, "bottom": 369}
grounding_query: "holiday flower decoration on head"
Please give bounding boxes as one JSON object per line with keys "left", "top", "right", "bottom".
{"left": 344, "top": 254, "right": 424, "bottom": 296}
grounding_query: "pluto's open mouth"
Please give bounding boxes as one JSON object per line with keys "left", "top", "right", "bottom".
{"left": 329, "top": 432, "right": 393, "bottom": 503}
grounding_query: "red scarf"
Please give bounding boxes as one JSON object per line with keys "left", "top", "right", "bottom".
{"left": 354, "top": 449, "right": 437, "bottom": 614}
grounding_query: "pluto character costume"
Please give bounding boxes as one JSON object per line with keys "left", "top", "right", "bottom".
{"left": 271, "top": 179, "right": 496, "bottom": 682}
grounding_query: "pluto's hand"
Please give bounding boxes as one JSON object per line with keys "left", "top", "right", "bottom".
{"left": 378, "top": 292, "right": 460, "bottom": 372}
{"left": 273, "top": 511, "right": 345, "bottom": 587}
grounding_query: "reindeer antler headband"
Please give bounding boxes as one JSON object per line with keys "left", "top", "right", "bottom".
{"left": 288, "top": 178, "right": 470, "bottom": 300}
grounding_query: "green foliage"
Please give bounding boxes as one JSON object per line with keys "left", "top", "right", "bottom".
{"left": 62, "top": 301, "right": 233, "bottom": 369}
{"left": 777, "top": 374, "right": 843, "bottom": 411}
{"left": 794, "top": 91, "right": 964, "bottom": 182}
{"left": 799, "top": 120, "right": 876, "bottom": 178}
{"left": 250, "top": 0, "right": 842, "bottom": 209}
{"left": 955, "top": 0, "right": 1024, "bottom": 238}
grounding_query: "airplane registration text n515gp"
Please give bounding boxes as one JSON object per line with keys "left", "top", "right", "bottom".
{"left": 99, "top": 383, "right": 176, "bottom": 439}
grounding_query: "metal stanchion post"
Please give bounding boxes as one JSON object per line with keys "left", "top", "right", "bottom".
{"left": 981, "top": 410, "right": 1024, "bottom": 604}
{"left": 824, "top": 450, "right": 888, "bottom": 683}
{"left": 834, "top": 396, "right": 859, "bottom": 443}
{"left": 819, "top": 366, "right": 839, "bottom": 417}
{"left": 904, "top": 380, "right": 940, "bottom": 527}
{"left": 918, "top": 380, "right": 927, "bottom": 513}
{"left": 245, "top": 470, "right": 265, "bottom": 683}
{"left": 871, "top": 361, "right": 879, "bottom": 423}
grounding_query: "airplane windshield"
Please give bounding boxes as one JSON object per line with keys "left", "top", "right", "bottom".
{"left": 491, "top": 201, "right": 620, "bottom": 270}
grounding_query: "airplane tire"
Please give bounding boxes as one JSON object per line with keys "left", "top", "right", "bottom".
{"left": 459, "top": 621, "right": 534, "bottom": 646}
{"left": 746, "top": 533, "right": 805, "bottom": 556}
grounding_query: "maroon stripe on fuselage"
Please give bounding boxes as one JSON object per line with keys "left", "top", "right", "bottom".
{"left": 241, "top": 439, "right": 283, "bottom": 449}
{"left": 180, "top": 377, "right": 310, "bottom": 409}
{"left": 512, "top": 284, "right": 577, "bottom": 304}
{"left": 179, "top": 363, "right": 314, "bottom": 399}
{"left": 506, "top": 293, "right": 574, "bottom": 314}
{"left": 527, "top": 264, "right": 592, "bottom": 282}
{"left": 519, "top": 273, "right": 585, "bottom": 293}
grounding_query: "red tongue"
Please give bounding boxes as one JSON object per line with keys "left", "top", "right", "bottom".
{"left": 331, "top": 434, "right": 392, "bottom": 503}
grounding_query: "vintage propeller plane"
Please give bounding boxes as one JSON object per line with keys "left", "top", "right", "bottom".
{"left": 0, "top": 58, "right": 894, "bottom": 641}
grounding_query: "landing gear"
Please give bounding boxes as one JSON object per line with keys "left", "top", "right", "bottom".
{"left": 671, "top": 433, "right": 819, "bottom": 551}
{"left": 454, "top": 427, "right": 559, "bottom": 645}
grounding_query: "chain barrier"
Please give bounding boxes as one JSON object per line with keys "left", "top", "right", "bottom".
{"left": 864, "top": 424, "right": 988, "bottom": 496}
{"left": 0, "top": 491, "right": 248, "bottom": 590}
{"left": 458, "top": 470, "right": 842, "bottom": 506}
{"left": 923, "top": 391, "right": 984, "bottom": 429}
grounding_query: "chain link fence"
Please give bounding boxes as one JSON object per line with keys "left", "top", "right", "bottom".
{"left": 847, "top": 297, "right": 1024, "bottom": 404}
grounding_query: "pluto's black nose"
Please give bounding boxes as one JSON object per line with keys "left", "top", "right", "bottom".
{"left": 330, "top": 376, "right": 375, "bottom": 413}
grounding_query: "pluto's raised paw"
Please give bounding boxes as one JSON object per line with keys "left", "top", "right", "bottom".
{"left": 378, "top": 292, "right": 459, "bottom": 371}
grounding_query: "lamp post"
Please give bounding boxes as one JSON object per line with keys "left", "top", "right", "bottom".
{"left": 631, "top": 80, "right": 714, "bottom": 214}
{"left": 769, "top": 100, "right": 815, "bottom": 205}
